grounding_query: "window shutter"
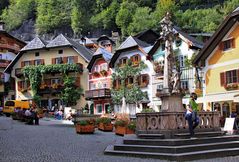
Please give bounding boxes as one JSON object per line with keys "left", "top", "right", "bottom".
{"left": 21, "top": 61, "right": 24, "bottom": 67}
{"left": 41, "top": 59, "right": 44, "bottom": 65}
{"left": 219, "top": 42, "right": 224, "bottom": 50}
{"left": 17, "top": 81, "right": 22, "bottom": 91}
{"left": 220, "top": 72, "right": 225, "bottom": 86}
{"left": 30, "top": 60, "right": 34, "bottom": 65}
{"left": 73, "top": 56, "right": 78, "bottom": 63}
{"left": 238, "top": 69, "right": 239, "bottom": 83}
{"left": 232, "top": 38, "right": 235, "bottom": 48}
{"left": 52, "top": 58, "right": 56, "bottom": 64}
{"left": 63, "top": 57, "right": 68, "bottom": 63}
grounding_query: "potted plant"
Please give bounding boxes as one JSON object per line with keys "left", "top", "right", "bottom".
{"left": 97, "top": 117, "right": 113, "bottom": 131}
{"left": 114, "top": 118, "right": 135, "bottom": 136}
{"left": 75, "top": 119, "right": 95, "bottom": 134}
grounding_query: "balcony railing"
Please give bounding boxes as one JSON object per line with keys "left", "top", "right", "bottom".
{"left": 0, "top": 44, "right": 21, "bottom": 52}
{"left": 15, "top": 68, "right": 23, "bottom": 78}
{"left": 85, "top": 88, "right": 111, "bottom": 100}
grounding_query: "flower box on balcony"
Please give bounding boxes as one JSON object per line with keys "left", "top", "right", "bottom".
{"left": 93, "top": 71, "right": 100, "bottom": 77}
{"left": 100, "top": 70, "right": 108, "bottom": 76}
{"left": 224, "top": 83, "right": 238, "bottom": 90}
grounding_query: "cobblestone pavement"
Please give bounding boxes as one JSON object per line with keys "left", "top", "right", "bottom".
{"left": 0, "top": 116, "right": 239, "bottom": 162}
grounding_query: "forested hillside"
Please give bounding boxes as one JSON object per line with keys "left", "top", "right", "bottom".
{"left": 0, "top": 0, "right": 238, "bottom": 37}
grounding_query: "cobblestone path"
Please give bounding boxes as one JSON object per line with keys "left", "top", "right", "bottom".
{"left": 0, "top": 116, "right": 239, "bottom": 162}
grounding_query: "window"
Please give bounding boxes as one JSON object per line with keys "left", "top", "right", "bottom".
{"left": 100, "top": 63, "right": 108, "bottom": 71}
{"left": 226, "top": 70, "right": 237, "bottom": 84}
{"left": 181, "top": 81, "right": 188, "bottom": 90}
{"left": 51, "top": 78, "right": 61, "bottom": 84}
{"left": 58, "top": 50, "right": 63, "bottom": 54}
{"left": 138, "top": 74, "right": 149, "bottom": 87}
{"left": 96, "top": 104, "right": 103, "bottom": 114}
{"left": 67, "top": 56, "right": 74, "bottom": 64}
{"left": 35, "top": 59, "right": 41, "bottom": 65}
{"left": 119, "top": 57, "right": 128, "bottom": 67}
{"left": 55, "top": 57, "right": 63, "bottom": 64}
{"left": 157, "top": 84, "right": 163, "bottom": 91}
{"left": 128, "top": 77, "right": 134, "bottom": 84}
{"left": 161, "top": 43, "right": 165, "bottom": 51}
{"left": 24, "top": 61, "right": 31, "bottom": 66}
{"left": 220, "top": 38, "right": 235, "bottom": 51}
{"left": 35, "top": 52, "right": 39, "bottom": 57}
{"left": 90, "top": 83, "right": 96, "bottom": 90}
{"left": 94, "top": 65, "right": 99, "bottom": 72}
{"left": 102, "top": 82, "right": 107, "bottom": 88}
{"left": 179, "top": 55, "right": 186, "bottom": 67}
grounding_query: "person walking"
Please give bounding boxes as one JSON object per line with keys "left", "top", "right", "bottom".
{"left": 185, "top": 93, "right": 199, "bottom": 137}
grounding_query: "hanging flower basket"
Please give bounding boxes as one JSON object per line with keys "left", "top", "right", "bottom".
{"left": 100, "top": 70, "right": 108, "bottom": 76}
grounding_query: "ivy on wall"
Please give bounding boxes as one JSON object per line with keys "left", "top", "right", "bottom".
{"left": 22, "top": 63, "right": 83, "bottom": 106}
{"left": 111, "top": 60, "right": 148, "bottom": 105}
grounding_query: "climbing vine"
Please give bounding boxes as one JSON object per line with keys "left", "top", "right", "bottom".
{"left": 22, "top": 64, "right": 83, "bottom": 106}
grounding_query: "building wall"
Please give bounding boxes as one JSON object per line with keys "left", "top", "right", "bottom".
{"left": 11, "top": 47, "right": 88, "bottom": 109}
{"left": 113, "top": 48, "right": 154, "bottom": 113}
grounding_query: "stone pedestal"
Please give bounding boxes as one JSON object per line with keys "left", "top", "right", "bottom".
{"left": 160, "top": 94, "right": 184, "bottom": 112}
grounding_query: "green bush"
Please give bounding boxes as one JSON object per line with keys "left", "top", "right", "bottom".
{"left": 127, "top": 121, "right": 136, "bottom": 131}
{"left": 141, "top": 108, "right": 155, "bottom": 113}
{"left": 96, "top": 117, "right": 111, "bottom": 124}
{"left": 115, "top": 119, "right": 128, "bottom": 127}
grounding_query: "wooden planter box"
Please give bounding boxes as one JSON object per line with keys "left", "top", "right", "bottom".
{"left": 75, "top": 124, "right": 95, "bottom": 134}
{"left": 115, "top": 126, "right": 135, "bottom": 136}
{"left": 98, "top": 123, "right": 113, "bottom": 131}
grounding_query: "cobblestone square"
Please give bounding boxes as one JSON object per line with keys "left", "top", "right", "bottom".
{"left": 0, "top": 116, "right": 239, "bottom": 162}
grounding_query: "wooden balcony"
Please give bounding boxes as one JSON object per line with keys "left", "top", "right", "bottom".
{"left": 15, "top": 68, "right": 23, "bottom": 78}
{"left": 0, "top": 59, "right": 11, "bottom": 68}
{"left": 85, "top": 88, "right": 111, "bottom": 100}
{"left": 0, "top": 44, "right": 21, "bottom": 53}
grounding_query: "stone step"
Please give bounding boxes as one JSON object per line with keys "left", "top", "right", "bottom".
{"left": 174, "top": 131, "right": 226, "bottom": 138}
{"left": 137, "top": 134, "right": 164, "bottom": 139}
{"left": 105, "top": 145, "right": 239, "bottom": 161}
{"left": 114, "top": 141, "right": 239, "bottom": 154}
{"left": 123, "top": 135, "right": 239, "bottom": 146}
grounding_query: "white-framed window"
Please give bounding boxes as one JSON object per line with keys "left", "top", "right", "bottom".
{"left": 51, "top": 78, "right": 61, "bottom": 84}
{"left": 35, "top": 59, "right": 41, "bottom": 65}
{"left": 181, "top": 80, "right": 188, "bottom": 90}
{"left": 90, "top": 83, "right": 96, "bottom": 90}
{"left": 55, "top": 57, "right": 63, "bottom": 64}
{"left": 94, "top": 65, "right": 99, "bottom": 72}
{"left": 96, "top": 104, "right": 103, "bottom": 114}
{"left": 157, "top": 84, "right": 163, "bottom": 91}
{"left": 100, "top": 63, "right": 108, "bottom": 71}
{"left": 24, "top": 61, "right": 31, "bottom": 66}
{"left": 67, "top": 56, "right": 74, "bottom": 64}
{"left": 104, "top": 103, "right": 110, "bottom": 114}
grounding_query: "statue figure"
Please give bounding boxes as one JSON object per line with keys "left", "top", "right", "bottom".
{"left": 171, "top": 69, "right": 182, "bottom": 94}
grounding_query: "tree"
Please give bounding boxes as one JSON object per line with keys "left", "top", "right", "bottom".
{"left": 128, "top": 7, "right": 154, "bottom": 35}
{"left": 116, "top": 1, "right": 138, "bottom": 36}
{"left": 61, "top": 75, "right": 83, "bottom": 107}
{"left": 0, "top": 0, "right": 9, "bottom": 15}
{"left": 152, "top": 0, "right": 178, "bottom": 30}
{"left": 36, "top": 0, "right": 72, "bottom": 34}
{"left": 1, "top": 0, "right": 35, "bottom": 31}
{"left": 90, "top": 0, "right": 120, "bottom": 30}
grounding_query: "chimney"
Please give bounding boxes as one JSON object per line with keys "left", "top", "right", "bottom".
{"left": 0, "top": 21, "right": 5, "bottom": 31}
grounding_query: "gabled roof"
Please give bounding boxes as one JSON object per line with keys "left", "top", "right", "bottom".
{"left": 109, "top": 36, "right": 150, "bottom": 68}
{"left": 0, "top": 30, "right": 26, "bottom": 46}
{"left": 117, "top": 36, "right": 150, "bottom": 51}
{"left": 193, "top": 8, "right": 239, "bottom": 66}
{"left": 134, "top": 29, "right": 159, "bottom": 45}
{"left": 4, "top": 34, "right": 93, "bottom": 73}
{"left": 148, "top": 26, "right": 203, "bottom": 57}
{"left": 97, "top": 35, "right": 115, "bottom": 44}
{"left": 87, "top": 47, "right": 113, "bottom": 72}
{"left": 21, "top": 37, "right": 46, "bottom": 51}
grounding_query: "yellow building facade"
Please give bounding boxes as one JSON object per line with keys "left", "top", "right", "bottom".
{"left": 194, "top": 8, "right": 239, "bottom": 117}
{"left": 5, "top": 34, "right": 92, "bottom": 111}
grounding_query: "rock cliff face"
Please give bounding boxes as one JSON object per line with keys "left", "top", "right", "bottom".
{"left": 9, "top": 18, "right": 112, "bottom": 42}
{"left": 10, "top": 19, "right": 75, "bottom": 42}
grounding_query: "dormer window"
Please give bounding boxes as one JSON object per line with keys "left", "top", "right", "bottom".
{"left": 220, "top": 38, "right": 235, "bottom": 51}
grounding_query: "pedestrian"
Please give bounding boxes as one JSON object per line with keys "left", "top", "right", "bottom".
{"left": 33, "top": 107, "right": 39, "bottom": 125}
{"left": 185, "top": 93, "right": 199, "bottom": 137}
